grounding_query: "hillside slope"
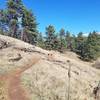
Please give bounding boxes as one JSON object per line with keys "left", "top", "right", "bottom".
{"left": 0, "top": 35, "right": 100, "bottom": 100}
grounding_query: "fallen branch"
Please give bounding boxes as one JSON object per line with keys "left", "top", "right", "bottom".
{"left": 13, "top": 47, "right": 45, "bottom": 55}
{"left": 9, "top": 53, "right": 22, "bottom": 62}
{"left": 0, "top": 39, "right": 9, "bottom": 49}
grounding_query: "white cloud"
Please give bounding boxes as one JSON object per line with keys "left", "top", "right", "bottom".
{"left": 83, "top": 33, "right": 88, "bottom": 36}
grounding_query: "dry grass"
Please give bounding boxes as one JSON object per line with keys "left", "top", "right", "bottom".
{"left": 0, "top": 78, "right": 9, "bottom": 100}
{"left": 0, "top": 34, "right": 100, "bottom": 100}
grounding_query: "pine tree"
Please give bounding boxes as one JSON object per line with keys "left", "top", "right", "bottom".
{"left": 45, "top": 25, "right": 56, "bottom": 50}
{"left": 53, "top": 33, "right": 60, "bottom": 51}
{"left": 75, "top": 32, "right": 85, "bottom": 55}
{"left": 22, "top": 8, "right": 38, "bottom": 44}
{"left": 0, "top": 10, "right": 4, "bottom": 34}
{"left": 59, "top": 28, "right": 66, "bottom": 52}
{"left": 71, "top": 34, "right": 77, "bottom": 51}
{"left": 37, "top": 32, "right": 45, "bottom": 48}
{"left": 0, "top": 0, "right": 38, "bottom": 44}
{"left": 6, "top": 0, "right": 22, "bottom": 37}
{"left": 82, "top": 31, "right": 100, "bottom": 61}
{"left": 0, "top": 0, "right": 24, "bottom": 37}
{"left": 0, "top": 9, "right": 9, "bottom": 34}
{"left": 65, "top": 31, "right": 72, "bottom": 50}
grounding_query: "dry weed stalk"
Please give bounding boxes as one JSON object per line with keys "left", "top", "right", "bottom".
{"left": 65, "top": 60, "right": 71, "bottom": 100}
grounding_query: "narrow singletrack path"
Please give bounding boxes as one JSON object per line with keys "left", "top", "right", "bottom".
{"left": 0, "top": 56, "right": 40, "bottom": 100}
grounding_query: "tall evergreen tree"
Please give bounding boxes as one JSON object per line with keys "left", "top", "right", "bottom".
{"left": 65, "top": 31, "right": 72, "bottom": 50}
{"left": 45, "top": 25, "right": 56, "bottom": 50}
{"left": 0, "top": 10, "right": 5, "bottom": 34}
{"left": 37, "top": 32, "right": 45, "bottom": 48}
{"left": 82, "top": 31, "right": 100, "bottom": 61}
{"left": 0, "top": 0, "right": 24, "bottom": 36}
{"left": 59, "top": 28, "right": 66, "bottom": 52}
{"left": 0, "top": 0, "right": 38, "bottom": 44}
{"left": 75, "top": 32, "right": 85, "bottom": 55}
{"left": 0, "top": 9, "right": 9, "bottom": 34}
{"left": 22, "top": 8, "right": 38, "bottom": 44}
{"left": 6, "top": 0, "right": 23, "bottom": 37}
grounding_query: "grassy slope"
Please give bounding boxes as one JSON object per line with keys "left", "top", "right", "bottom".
{"left": 0, "top": 35, "right": 100, "bottom": 100}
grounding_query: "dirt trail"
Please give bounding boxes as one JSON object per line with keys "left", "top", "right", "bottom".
{"left": 8, "top": 76, "right": 28, "bottom": 100}
{"left": 0, "top": 56, "right": 40, "bottom": 100}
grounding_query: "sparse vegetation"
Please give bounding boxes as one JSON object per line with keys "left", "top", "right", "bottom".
{"left": 0, "top": 0, "right": 100, "bottom": 100}
{"left": 0, "top": 34, "right": 99, "bottom": 100}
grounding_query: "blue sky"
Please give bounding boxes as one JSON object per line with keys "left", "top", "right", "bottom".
{"left": 0, "top": 0, "right": 100, "bottom": 35}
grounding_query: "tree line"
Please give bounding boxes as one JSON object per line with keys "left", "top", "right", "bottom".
{"left": 0, "top": 0, "right": 100, "bottom": 61}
